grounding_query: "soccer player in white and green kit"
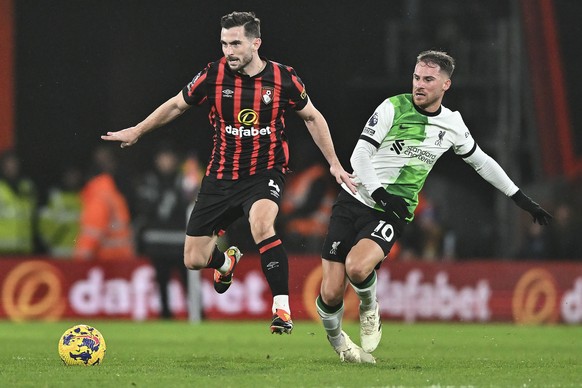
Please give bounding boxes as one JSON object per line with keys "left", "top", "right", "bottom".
{"left": 316, "top": 50, "right": 552, "bottom": 363}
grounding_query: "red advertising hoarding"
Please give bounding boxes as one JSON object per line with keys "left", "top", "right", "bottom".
{"left": 0, "top": 259, "right": 189, "bottom": 322}
{"left": 1, "top": 256, "right": 581, "bottom": 324}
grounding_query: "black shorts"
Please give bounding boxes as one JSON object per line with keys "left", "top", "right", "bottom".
{"left": 321, "top": 190, "right": 406, "bottom": 263}
{"left": 186, "top": 170, "right": 285, "bottom": 237}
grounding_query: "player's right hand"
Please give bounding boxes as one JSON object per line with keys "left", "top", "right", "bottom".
{"left": 371, "top": 188, "right": 410, "bottom": 220}
{"left": 330, "top": 164, "right": 357, "bottom": 194}
{"left": 101, "top": 127, "right": 140, "bottom": 148}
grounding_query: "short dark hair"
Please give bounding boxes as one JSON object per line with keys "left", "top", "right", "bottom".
{"left": 220, "top": 11, "right": 261, "bottom": 39}
{"left": 416, "top": 50, "right": 455, "bottom": 77}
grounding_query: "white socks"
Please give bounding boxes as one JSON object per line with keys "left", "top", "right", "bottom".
{"left": 217, "top": 253, "right": 232, "bottom": 274}
{"left": 273, "top": 294, "right": 290, "bottom": 314}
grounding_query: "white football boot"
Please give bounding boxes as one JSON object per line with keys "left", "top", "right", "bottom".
{"left": 328, "top": 331, "right": 376, "bottom": 364}
{"left": 360, "top": 302, "right": 382, "bottom": 353}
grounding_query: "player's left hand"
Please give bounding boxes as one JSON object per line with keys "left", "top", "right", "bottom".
{"left": 330, "top": 164, "right": 357, "bottom": 194}
{"left": 511, "top": 190, "right": 553, "bottom": 225}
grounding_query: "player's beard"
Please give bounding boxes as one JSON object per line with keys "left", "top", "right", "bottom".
{"left": 226, "top": 52, "right": 253, "bottom": 73}
{"left": 413, "top": 90, "right": 438, "bottom": 111}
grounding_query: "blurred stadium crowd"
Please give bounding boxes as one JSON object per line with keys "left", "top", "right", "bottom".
{"left": 2, "top": 144, "right": 581, "bottom": 263}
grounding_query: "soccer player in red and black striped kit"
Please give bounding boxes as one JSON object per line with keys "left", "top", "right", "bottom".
{"left": 102, "top": 11, "right": 356, "bottom": 334}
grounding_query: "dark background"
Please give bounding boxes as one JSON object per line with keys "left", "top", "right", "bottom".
{"left": 12, "top": 0, "right": 582, "bottom": 258}
{"left": 14, "top": 0, "right": 510, "bottom": 183}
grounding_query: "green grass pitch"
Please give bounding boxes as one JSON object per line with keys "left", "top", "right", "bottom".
{"left": 0, "top": 320, "right": 580, "bottom": 387}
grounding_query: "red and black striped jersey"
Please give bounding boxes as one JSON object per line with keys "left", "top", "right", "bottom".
{"left": 182, "top": 57, "right": 309, "bottom": 180}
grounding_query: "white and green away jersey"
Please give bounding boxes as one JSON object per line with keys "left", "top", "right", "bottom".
{"left": 346, "top": 93, "right": 476, "bottom": 220}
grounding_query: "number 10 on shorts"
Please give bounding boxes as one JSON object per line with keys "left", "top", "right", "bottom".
{"left": 371, "top": 220, "right": 394, "bottom": 242}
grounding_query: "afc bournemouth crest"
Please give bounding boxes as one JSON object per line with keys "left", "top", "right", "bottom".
{"left": 261, "top": 87, "right": 274, "bottom": 105}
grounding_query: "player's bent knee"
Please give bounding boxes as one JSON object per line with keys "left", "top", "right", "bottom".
{"left": 183, "top": 251, "right": 207, "bottom": 270}
{"left": 320, "top": 284, "right": 344, "bottom": 306}
{"left": 345, "top": 261, "right": 369, "bottom": 284}
{"left": 250, "top": 225, "right": 274, "bottom": 242}
{"left": 320, "top": 291, "right": 343, "bottom": 307}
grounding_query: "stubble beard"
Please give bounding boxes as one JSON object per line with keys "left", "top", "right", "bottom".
{"left": 413, "top": 92, "right": 438, "bottom": 111}
{"left": 227, "top": 53, "right": 253, "bottom": 74}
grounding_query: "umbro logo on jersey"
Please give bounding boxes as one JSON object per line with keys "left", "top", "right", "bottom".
{"left": 390, "top": 140, "right": 405, "bottom": 154}
{"left": 222, "top": 89, "right": 234, "bottom": 97}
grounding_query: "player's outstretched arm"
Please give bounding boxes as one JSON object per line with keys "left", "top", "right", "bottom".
{"left": 297, "top": 101, "right": 357, "bottom": 193}
{"left": 101, "top": 91, "right": 190, "bottom": 148}
{"left": 462, "top": 144, "right": 553, "bottom": 225}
